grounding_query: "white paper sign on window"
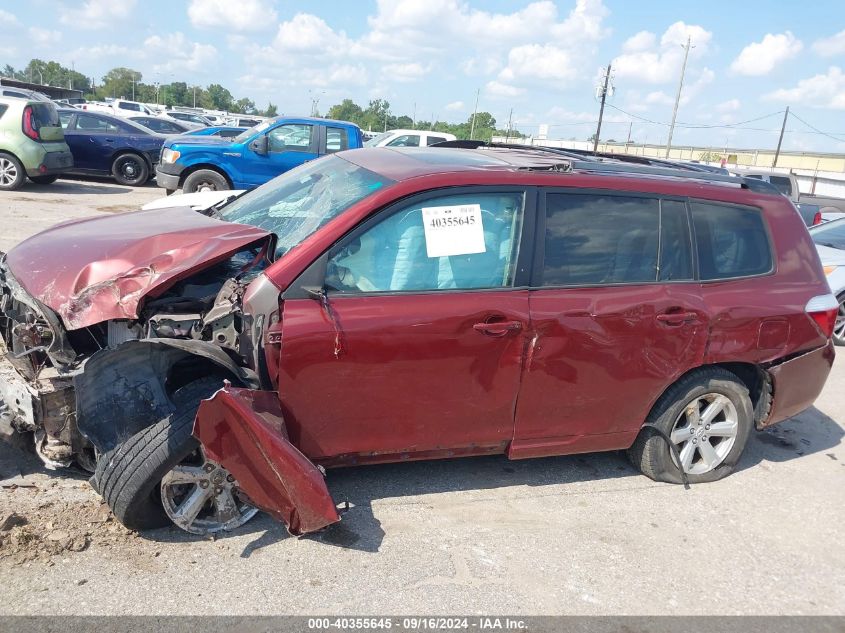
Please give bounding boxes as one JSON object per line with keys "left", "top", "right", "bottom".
{"left": 421, "top": 204, "right": 485, "bottom": 258}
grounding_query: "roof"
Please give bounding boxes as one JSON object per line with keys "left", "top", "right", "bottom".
{"left": 340, "top": 146, "right": 785, "bottom": 202}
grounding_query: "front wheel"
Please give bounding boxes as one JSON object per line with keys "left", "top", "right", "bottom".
{"left": 627, "top": 368, "right": 753, "bottom": 484}
{"left": 833, "top": 293, "right": 845, "bottom": 347}
{"left": 182, "top": 169, "right": 229, "bottom": 193}
{"left": 92, "top": 377, "right": 258, "bottom": 534}
{"left": 112, "top": 153, "right": 149, "bottom": 186}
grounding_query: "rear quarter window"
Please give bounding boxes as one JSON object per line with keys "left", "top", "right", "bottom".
{"left": 691, "top": 202, "right": 772, "bottom": 280}
{"left": 0, "top": 104, "right": 7, "bottom": 121}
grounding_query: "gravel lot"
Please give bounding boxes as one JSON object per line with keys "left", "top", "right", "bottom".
{"left": 0, "top": 179, "right": 843, "bottom": 616}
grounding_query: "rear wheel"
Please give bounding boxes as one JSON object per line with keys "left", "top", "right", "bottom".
{"left": 112, "top": 153, "right": 149, "bottom": 186}
{"left": 182, "top": 169, "right": 229, "bottom": 193}
{"left": 29, "top": 174, "right": 59, "bottom": 185}
{"left": 833, "top": 293, "right": 845, "bottom": 347}
{"left": 93, "top": 377, "right": 257, "bottom": 533}
{"left": 0, "top": 154, "right": 25, "bottom": 191}
{"left": 627, "top": 368, "right": 753, "bottom": 484}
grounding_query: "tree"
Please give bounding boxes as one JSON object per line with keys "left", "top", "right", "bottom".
{"left": 100, "top": 67, "right": 142, "bottom": 100}
{"left": 232, "top": 97, "right": 256, "bottom": 114}
{"left": 204, "top": 83, "right": 234, "bottom": 111}
{"left": 363, "top": 98, "right": 390, "bottom": 132}
{"left": 264, "top": 103, "right": 278, "bottom": 117}
{"left": 326, "top": 99, "right": 364, "bottom": 126}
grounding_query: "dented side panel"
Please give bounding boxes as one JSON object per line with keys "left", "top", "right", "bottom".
{"left": 193, "top": 387, "right": 340, "bottom": 536}
{"left": 761, "top": 341, "right": 835, "bottom": 428}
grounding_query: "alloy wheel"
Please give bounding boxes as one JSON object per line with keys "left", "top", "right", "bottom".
{"left": 160, "top": 448, "right": 258, "bottom": 535}
{"left": 834, "top": 298, "right": 845, "bottom": 343}
{"left": 0, "top": 157, "right": 18, "bottom": 187}
{"left": 669, "top": 393, "right": 739, "bottom": 475}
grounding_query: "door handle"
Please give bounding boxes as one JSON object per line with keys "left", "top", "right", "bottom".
{"left": 656, "top": 311, "right": 699, "bottom": 325}
{"left": 473, "top": 320, "right": 523, "bottom": 336}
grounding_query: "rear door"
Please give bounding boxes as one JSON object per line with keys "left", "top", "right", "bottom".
{"left": 512, "top": 190, "right": 709, "bottom": 458}
{"left": 276, "top": 187, "right": 535, "bottom": 462}
{"left": 66, "top": 113, "right": 120, "bottom": 172}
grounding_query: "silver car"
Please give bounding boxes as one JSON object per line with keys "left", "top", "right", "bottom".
{"left": 810, "top": 218, "right": 845, "bottom": 345}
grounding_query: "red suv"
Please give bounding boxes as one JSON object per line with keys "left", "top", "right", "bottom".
{"left": 0, "top": 146, "right": 836, "bottom": 537}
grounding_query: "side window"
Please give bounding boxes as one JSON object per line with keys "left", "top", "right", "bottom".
{"left": 659, "top": 200, "right": 694, "bottom": 281}
{"left": 0, "top": 105, "right": 7, "bottom": 121}
{"left": 542, "top": 194, "right": 660, "bottom": 285}
{"left": 59, "top": 112, "right": 72, "bottom": 129}
{"left": 769, "top": 175, "right": 793, "bottom": 197}
{"left": 387, "top": 134, "right": 420, "bottom": 147}
{"left": 268, "top": 124, "right": 313, "bottom": 152}
{"left": 326, "top": 127, "right": 349, "bottom": 153}
{"left": 326, "top": 192, "right": 525, "bottom": 293}
{"left": 427, "top": 136, "right": 447, "bottom": 145}
{"left": 691, "top": 202, "right": 772, "bottom": 280}
{"left": 76, "top": 114, "right": 118, "bottom": 132}
{"left": 118, "top": 102, "right": 140, "bottom": 111}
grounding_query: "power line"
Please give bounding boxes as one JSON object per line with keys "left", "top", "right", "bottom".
{"left": 789, "top": 110, "right": 845, "bottom": 142}
{"left": 605, "top": 104, "right": 786, "bottom": 130}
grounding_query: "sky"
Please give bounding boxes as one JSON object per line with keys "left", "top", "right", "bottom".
{"left": 1, "top": 0, "right": 845, "bottom": 152}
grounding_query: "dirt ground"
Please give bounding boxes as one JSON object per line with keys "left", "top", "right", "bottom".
{"left": 0, "top": 178, "right": 844, "bottom": 616}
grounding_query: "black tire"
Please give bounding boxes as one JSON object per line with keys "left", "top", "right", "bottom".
{"left": 833, "top": 293, "right": 845, "bottom": 347}
{"left": 0, "top": 153, "right": 26, "bottom": 191}
{"left": 92, "top": 377, "right": 222, "bottom": 531}
{"left": 112, "top": 153, "right": 149, "bottom": 186}
{"left": 627, "top": 367, "right": 753, "bottom": 484}
{"left": 182, "top": 169, "right": 229, "bottom": 193}
{"left": 29, "top": 174, "right": 59, "bottom": 185}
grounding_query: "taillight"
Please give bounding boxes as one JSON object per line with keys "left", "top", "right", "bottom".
{"left": 22, "top": 106, "right": 39, "bottom": 141}
{"left": 805, "top": 294, "right": 839, "bottom": 338}
{"left": 813, "top": 211, "right": 822, "bottom": 225}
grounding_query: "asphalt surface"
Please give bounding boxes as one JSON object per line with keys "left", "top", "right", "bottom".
{"left": 0, "top": 179, "right": 843, "bottom": 615}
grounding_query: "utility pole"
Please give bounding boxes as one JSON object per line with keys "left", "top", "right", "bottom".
{"left": 505, "top": 108, "right": 513, "bottom": 142}
{"left": 772, "top": 106, "right": 790, "bottom": 168}
{"left": 412, "top": 102, "right": 416, "bottom": 129}
{"left": 469, "top": 88, "right": 480, "bottom": 139}
{"left": 593, "top": 61, "right": 612, "bottom": 153}
{"left": 665, "top": 36, "right": 693, "bottom": 158}
{"left": 624, "top": 121, "right": 632, "bottom": 152}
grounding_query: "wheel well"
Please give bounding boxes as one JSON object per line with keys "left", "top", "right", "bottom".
{"left": 647, "top": 362, "right": 772, "bottom": 430}
{"left": 180, "top": 164, "right": 232, "bottom": 188}
{"left": 0, "top": 149, "right": 22, "bottom": 163}
{"left": 165, "top": 355, "right": 243, "bottom": 396}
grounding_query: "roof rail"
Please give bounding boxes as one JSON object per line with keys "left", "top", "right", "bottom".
{"left": 436, "top": 140, "right": 781, "bottom": 193}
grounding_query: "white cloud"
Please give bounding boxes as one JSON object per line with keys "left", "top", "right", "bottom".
{"left": 623, "top": 31, "right": 656, "bottom": 53}
{"left": 382, "top": 62, "right": 431, "bottom": 82}
{"left": 28, "top": 27, "right": 61, "bottom": 46}
{"left": 730, "top": 32, "right": 803, "bottom": 76}
{"left": 0, "top": 9, "right": 19, "bottom": 27}
{"left": 716, "top": 98, "right": 741, "bottom": 112}
{"left": 498, "top": 44, "right": 578, "bottom": 83}
{"left": 485, "top": 80, "right": 525, "bottom": 98}
{"left": 614, "top": 21, "right": 712, "bottom": 84}
{"left": 60, "top": 0, "right": 136, "bottom": 30}
{"left": 143, "top": 33, "right": 218, "bottom": 74}
{"left": 445, "top": 101, "right": 465, "bottom": 111}
{"left": 813, "top": 29, "right": 845, "bottom": 57}
{"left": 188, "top": 0, "right": 277, "bottom": 31}
{"left": 764, "top": 66, "right": 845, "bottom": 109}
{"left": 272, "top": 13, "right": 345, "bottom": 54}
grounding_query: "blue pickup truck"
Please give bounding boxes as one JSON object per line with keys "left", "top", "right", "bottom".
{"left": 155, "top": 116, "right": 363, "bottom": 193}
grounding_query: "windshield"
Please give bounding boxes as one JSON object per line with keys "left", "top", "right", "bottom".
{"left": 810, "top": 219, "right": 845, "bottom": 251}
{"left": 233, "top": 119, "right": 273, "bottom": 143}
{"left": 363, "top": 131, "right": 393, "bottom": 147}
{"left": 219, "top": 155, "right": 393, "bottom": 257}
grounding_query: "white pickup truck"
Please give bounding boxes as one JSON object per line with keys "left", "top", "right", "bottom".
{"left": 82, "top": 99, "right": 158, "bottom": 117}
{"left": 729, "top": 168, "right": 845, "bottom": 225}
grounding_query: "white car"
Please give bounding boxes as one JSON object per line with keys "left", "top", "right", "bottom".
{"left": 810, "top": 218, "right": 845, "bottom": 345}
{"left": 363, "top": 129, "right": 456, "bottom": 148}
{"left": 82, "top": 99, "right": 156, "bottom": 117}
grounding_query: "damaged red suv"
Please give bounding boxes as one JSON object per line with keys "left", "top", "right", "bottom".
{"left": 0, "top": 145, "right": 836, "bottom": 536}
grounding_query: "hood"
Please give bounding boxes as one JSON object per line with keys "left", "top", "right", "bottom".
{"left": 168, "top": 135, "right": 236, "bottom": 148}
{"left": 141, "top": 190, "right": 247, "bottom": 212}
{"left": 5, "top": 206, "right": 271, "bottom": 330}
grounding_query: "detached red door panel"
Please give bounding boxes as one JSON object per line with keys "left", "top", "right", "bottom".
{"left": 277, "top": 292, "right": 528, "bottom": 461}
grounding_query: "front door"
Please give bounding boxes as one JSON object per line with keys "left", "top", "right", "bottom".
{"left": 246, "top": 123, "right": 318, "bottom": 187}
{"left": 513, "top": 192, "right": 709, "bottom": 458}
{"left": 276, "top": 188, "right": 534, "bottom": 463}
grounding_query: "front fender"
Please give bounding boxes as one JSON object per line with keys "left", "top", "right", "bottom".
{"left": 75, "top": 339, "right": 259, "bottom": 452}
{"left": 194, "top": 386, "right": 340, "bottom": 536}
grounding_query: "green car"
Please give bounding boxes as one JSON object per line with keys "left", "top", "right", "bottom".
{"left": 0, "top": 96, "right": 73, "bottom": 191}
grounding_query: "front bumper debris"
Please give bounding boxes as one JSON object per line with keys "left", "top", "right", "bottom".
{"left": 193, "top": 386, "right": 340, "bottom": 536}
